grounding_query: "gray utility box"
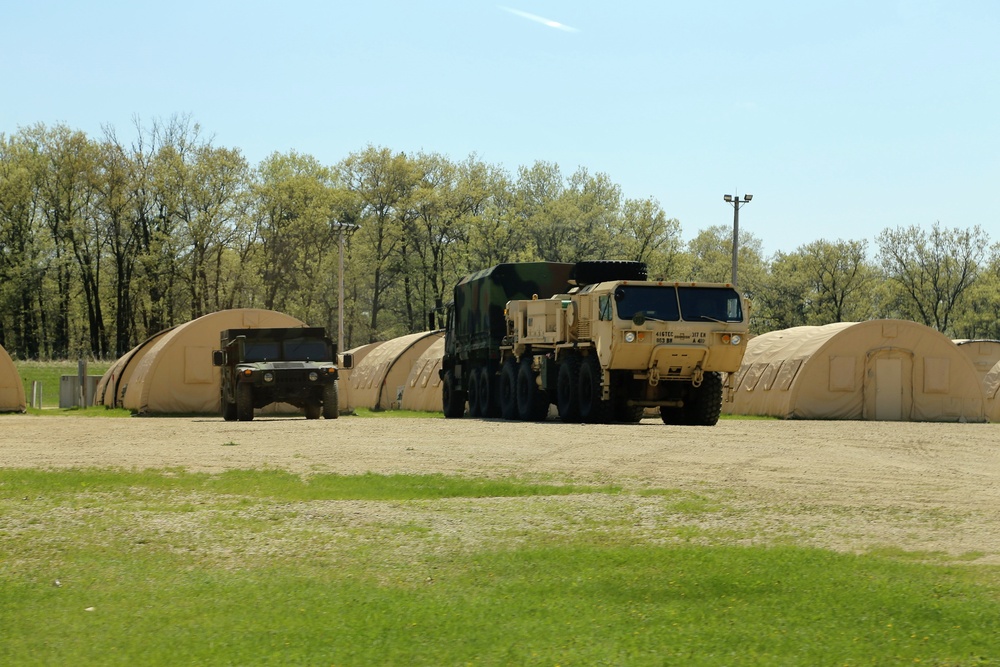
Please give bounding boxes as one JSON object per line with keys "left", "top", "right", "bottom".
{"left": 59, "top": 375, "right": 100, "bottom": 408}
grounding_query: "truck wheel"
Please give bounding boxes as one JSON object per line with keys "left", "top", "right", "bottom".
{"left": 683, "top": 371, "right": 723, "bottom": 426}
{"left": 222, "top": 393, "right": 237, "bottom": 421}
{"left": 236, "top": 383, "right": 254, "bottom": 422}
{"left": 323, "top": 381, "right": 339, "bottom": 419}
{"left": 467, "top": 368, "right": 482, "bottom": 417}
{"left": 499, "top": 359, "right": 519, "bottom": 420}
{"left": 578, "top": 355, "right": 611, "bottom": 423}
{"left": 305, "top": 402, "right": 321, "bottom": 419}
{"left": 516, "top": 357, "right": 548, "bottom": 421}
{"left": 442, "top": 370, "right": 466, "bottom": 419}
{"left": 478, "top": 367, "right": 498, "bottom": 418}
{"left": 556, "top": 355, "right": 581, "bottom": 422}
{"left": 614, "top": 401, "right": 644, "bottom": 423}
{"left": 659, "top": 406, "right": 684, "bottom": 425}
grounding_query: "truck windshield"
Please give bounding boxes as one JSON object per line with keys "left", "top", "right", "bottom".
{"left": 677, "top": 287, "right": 743, "bottom": 322}
{"left": 244, "top": 341, "right": 280, "bottom": 361}
{"left": 283, "top": 338, "right": 330, "bottom": 361}
{"left": 613, "top": 286, "right": 680, "bottom": 321}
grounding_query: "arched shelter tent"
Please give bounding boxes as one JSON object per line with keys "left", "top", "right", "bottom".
{"left": 113, "top": 309, "right": 304, "bottom": 414}
{"left": 724, "top": 320, "right": 985, "bottom": 422}
{"left": 0, "top": 344, "right": 26, "bottom": 413}
{"left": 954, "top": 340, "right": 1000, "bottom": 382}
{"left": 399, "top": 335, "right": 445, "bottom": 412}
{"left": 96, "top": 327, "right": 175, "bottom": 408}
{"left": 983, "top": 361, "right": 1000, "bottom": 422}
{"left": 346, "top": 331, "right": 443, "bottom": 411}
{"left": 337, "top": 341, "right": 381, "bottom": 412}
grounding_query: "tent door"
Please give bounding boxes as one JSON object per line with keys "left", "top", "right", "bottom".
{"left": 873, "top": 357, "right": 903, "bottom": 420}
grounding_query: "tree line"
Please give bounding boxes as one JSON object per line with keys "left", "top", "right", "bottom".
{"left": 1, "top": 117, "right": 998, "bottom": 360}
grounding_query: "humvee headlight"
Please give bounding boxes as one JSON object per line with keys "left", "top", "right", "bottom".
{"left": 731, "top": 334, "right": 742, "bottom": 345}
{"left": 624, "top": 331, "right": 636, "bottom": 343}
{"left": 263, "top": 372, "right": 274, "bottom": 383}
{"left": 308, "top": 371, "right": 319, "bottom": 382}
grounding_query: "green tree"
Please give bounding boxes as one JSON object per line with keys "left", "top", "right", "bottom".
{"left": 876, "top": 223, "right": 989, "bottom": 334}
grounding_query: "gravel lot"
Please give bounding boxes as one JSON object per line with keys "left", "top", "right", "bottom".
{"left": 2, "top": 415, "right": 998, "bottom": 563}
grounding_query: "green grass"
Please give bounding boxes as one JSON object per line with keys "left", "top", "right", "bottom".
{"left": 1, "top": 468, "right": 997, "bottom": 666}
{"left": 349, "top": 406, "right": 444, "bottom": 418}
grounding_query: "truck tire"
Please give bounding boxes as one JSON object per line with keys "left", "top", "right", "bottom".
{"left": 222, "top": 393, "right": 237, "bottom": 421}
{"left": 236, "top": 383, "right": 254, "bottom": 422}
{"left": 499, "top": 359, "right": 519, "bottom": 420}
{"left": 467, "top": 367, "right": 482, "bottom": 417}
{"left": 613, "top": 400, "right": 645, "bottom": 423}
{"left": 323, "top": 382, "right": 339, "bottom": 419}
{"left": 478, "top": 367, "right": 498, "bottom": 418}
{"left": 556, "top": 355, "right": 581, "bottom": 422}
{"left": 683, "top": 371, "right": 724, "bottom": 426}
{"left": 442, "top": 370, "right": 466, "bottom": 419}
{"left": 570, "top": 260, "right": 647, "bottom": 286}
{"left": 305, "top": 402, "right": 321, "bottom": 419}
{"left": 516, "top": 357, "right": 548, "bottom": 421}
{"left": 578, "top": 355, "right": 611, "bottom": 423}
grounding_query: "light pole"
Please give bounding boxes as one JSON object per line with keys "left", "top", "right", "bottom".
{"left": 723, "top": 193, "right": 752, "bottom": 286}
{"left": 333, "top": 221, "right": 359, "bottom": 354}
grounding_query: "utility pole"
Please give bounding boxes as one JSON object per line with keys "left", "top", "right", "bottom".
{"left": 723, "top": 193, "right": 753, "bottom": 286}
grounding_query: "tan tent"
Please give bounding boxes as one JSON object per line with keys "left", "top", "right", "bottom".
{"left": 96, "top": 328, "right": 175, "bottom": 408}
{"left": 724, "top": 320, "right": 984, "bottom": 422}
{"left": 954, "top": 340, "right": 1000, "bottom": 382}
{"left": 113, "top": 309, "right": 304, "bottom": 414}
{"left": 346, "top": 331, "right": 443, "bottom": 411}
{"left": 983, "top": 361, "right": 1000, "bottom": 422}
{"left": 0, "top": 344, "right": 25, "bottom": 413}
{"left": 399, "top": 336, "right": 445, "bottom": 412}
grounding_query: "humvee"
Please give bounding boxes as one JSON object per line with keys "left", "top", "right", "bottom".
{"left": 212, "top": 327, "right": 350, "bottom": 421}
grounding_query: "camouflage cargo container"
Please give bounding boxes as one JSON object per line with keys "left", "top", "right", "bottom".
{"left": 440, "top": 262, "right": 574, "bottom": 418}
{"left": 440, "top": 261, "right": 649, "bottom": 418}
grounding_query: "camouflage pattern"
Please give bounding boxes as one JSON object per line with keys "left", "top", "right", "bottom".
{"left": 448, "top": 262, "right": 574, "bottom": 364}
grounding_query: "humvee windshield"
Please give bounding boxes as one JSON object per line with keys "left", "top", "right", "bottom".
{"left": 614, "top": 286, "right": 743, "bottom": 323}
{"left": 283, "top": 338, "right": 330, "bottom": 361}
{"left": 241, "top": 338, "right": 330, "bottom": 362}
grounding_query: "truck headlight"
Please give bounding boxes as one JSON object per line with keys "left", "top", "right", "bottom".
{"left": 308, "top": 371, "right": 319, "bottom": 381}
{"left": 731, "top": 334, "right": 742, "bottom": 345}
{"left": 624, "top": 331, "right": 636, "bottom": 343}
{"left": 263, "top": 372, "right": 274, "bottom": 383}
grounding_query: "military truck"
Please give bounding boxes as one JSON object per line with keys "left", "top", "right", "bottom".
{"left": 501, "top": 276, "right": 749, "bottom": 425}
{"left": 212, "top": 327, "right": 349, "bottom": 421}
{"left": 439, "top": 260, "right": 649, "bottom": 419}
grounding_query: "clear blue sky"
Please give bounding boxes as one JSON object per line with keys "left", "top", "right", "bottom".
{"left": 4, "top": 0, "right": 998, "bottom": 255}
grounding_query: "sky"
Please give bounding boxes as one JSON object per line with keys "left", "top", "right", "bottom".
{"left": 3, "top": 0, "right": 999, "bottom": 256}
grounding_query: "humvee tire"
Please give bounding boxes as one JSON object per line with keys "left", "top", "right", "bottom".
{"left": 323, "top": 382, "right": 339, "bottom": 419}
{"left": 222, "top": 398, "right": 237, "bottom": 422}
{"left": 236, "top": 383, "right": 254, "bottom": 422}
{"left": 305, "top": 402, "right": 321, "bottom": 419}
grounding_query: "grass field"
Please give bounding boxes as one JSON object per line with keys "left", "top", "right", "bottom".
{"left": 1, "top": 468, "right": 998, "bottom": 665}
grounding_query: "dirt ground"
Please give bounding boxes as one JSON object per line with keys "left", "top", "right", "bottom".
{"left": 2, "top": 415, "right": 999, "bottom": 563}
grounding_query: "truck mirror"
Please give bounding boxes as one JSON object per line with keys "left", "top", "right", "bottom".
{"left": 212, "top": 350, "right": 224, "bottom": 366}
{"left": 341, "top": 352, "right": 354, "bottom": 370}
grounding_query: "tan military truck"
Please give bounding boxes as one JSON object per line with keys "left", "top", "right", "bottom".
{"left": 499, "top": 277, "right": 749, "bottom": 424}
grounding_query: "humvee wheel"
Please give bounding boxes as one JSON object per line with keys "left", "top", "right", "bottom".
{"left": 578, "top": 355, "right": 611, "bottom": 423}
{"left": 556, "top": 355, "right": 581, "bottom": 422}
{"left": 499, "top": 359, "right": 519, "bottom": 420}
{"left": 222, "top": 394, "right": 237, "bottom": 422}
{"left": 516, "top": 357, "right": 548, "bottom": 421}
{"left": 235, "top": 383, "right": 254, "bottom": 422}
{"left": 323, "top": 381, "right": 339, "bottom": 419}
{"left": 305, "top": 402, "right": 321, "bottom": 419}
{"left": 442, "top": 370, "right": 466, "bottom": 419}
